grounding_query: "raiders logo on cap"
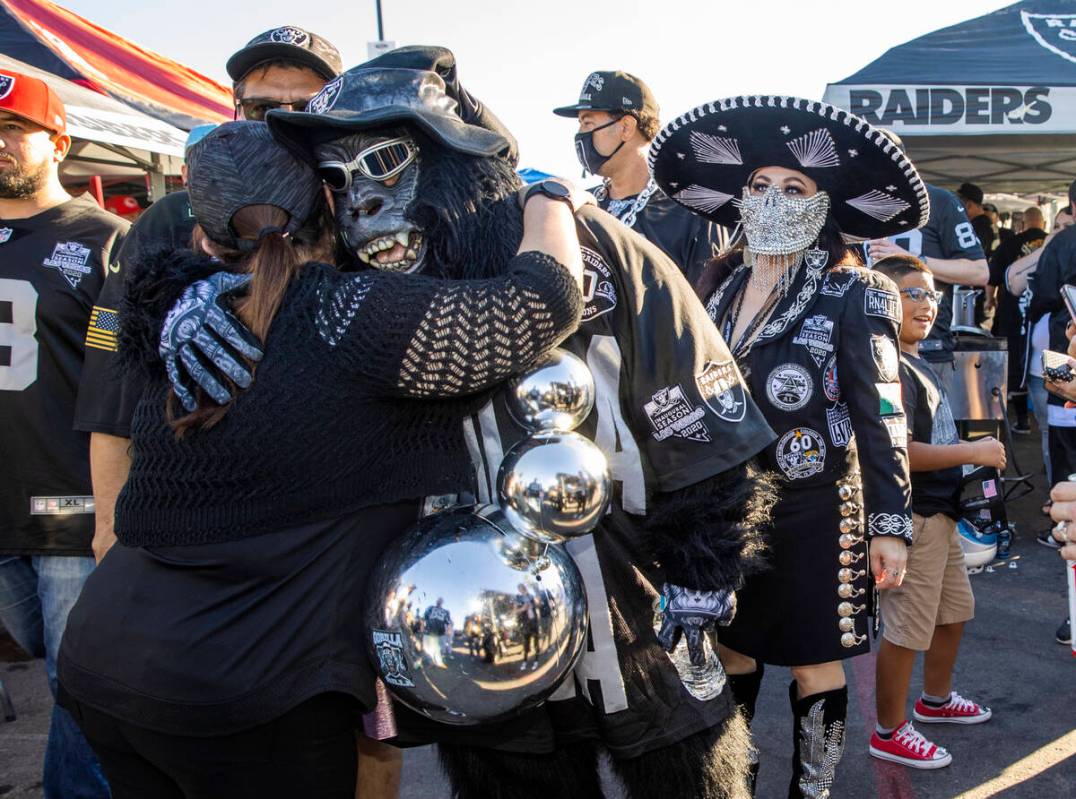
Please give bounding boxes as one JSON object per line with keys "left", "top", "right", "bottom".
{"left": 269, "top": 26, "right": 309, "bottom": 46}
{"left": 307, "top": 76, "right": 343, "bottom": 115}
{"left": 0, "top": 74, "right": 14, "bottom": 100}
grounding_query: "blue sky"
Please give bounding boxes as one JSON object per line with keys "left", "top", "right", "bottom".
{"left": 63, "top": 0, "right": 1013, "bottom": 176}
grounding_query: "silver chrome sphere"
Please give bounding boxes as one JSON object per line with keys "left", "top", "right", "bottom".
{"left": 497, "top": 431, "right": 611, "bottom": 544}
{"left": 365, "top": 505, "right": 588, "bottom": 726}
{"left": 505, "top": 349, "right": 596, "bottom": 433}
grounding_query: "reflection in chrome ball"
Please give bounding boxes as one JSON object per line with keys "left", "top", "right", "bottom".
{"left": 497, "top": 431, "right": 611, "bottom": 544}
{"left": 505, "top": 349, "right": 596, "bottom": 433}
{"left": 365, "top": 505, "right": 588, "bottom": 726}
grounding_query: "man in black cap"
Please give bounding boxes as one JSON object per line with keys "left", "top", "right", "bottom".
{"left": 227, "top": 26, "right": 342, "bottom": 121}
{"left": 957, "top": 181, "right": 996, "bottom": 256}
{"left": 554, "top": 71, "right": 726, "bottom": 287}
{"left": 75, "top": 25, "right": 343, "bottom": 566}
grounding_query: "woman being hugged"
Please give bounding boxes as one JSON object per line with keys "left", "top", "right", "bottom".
{"left": 57, "top": 121, "right": 585, "bottom": 799}
{"left": 650, "top": 96, "right": 925, "bottom": 797}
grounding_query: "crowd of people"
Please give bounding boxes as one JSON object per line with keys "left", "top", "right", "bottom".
{"left": 1, "top": 22, "right": 1074, "bottom": 799}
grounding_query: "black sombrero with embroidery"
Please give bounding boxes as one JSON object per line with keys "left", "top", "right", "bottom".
{"left": 647, "top": 95, "right": 930, "bottom": 240}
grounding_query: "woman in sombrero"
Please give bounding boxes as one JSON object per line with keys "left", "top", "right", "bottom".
{"left": 650, "top": 96, "right": 927, "bottom": 797}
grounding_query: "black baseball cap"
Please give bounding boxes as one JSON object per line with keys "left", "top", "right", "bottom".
{"left": 957, "top": 182, "right": 985, "bottom": 206}
{"left": 226, "top": 26, "right": 342, "bottom": 83}
{"left": 186, "top": 121, "right": 323, "bottom": 252}
{"left": 553, "top": 70, "right": 658, "bottom": 118}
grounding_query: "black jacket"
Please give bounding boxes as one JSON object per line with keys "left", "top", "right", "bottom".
{"left": 705, "top": 261, "right": 913, "bottom": 542}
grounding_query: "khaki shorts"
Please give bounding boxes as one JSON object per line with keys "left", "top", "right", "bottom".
{"left": 879, "top": 512, "right": 975, "bottom": 651}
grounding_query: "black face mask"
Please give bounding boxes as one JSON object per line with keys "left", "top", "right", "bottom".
{"left": 574, "top": 117, "right": 625, "bottom": 176}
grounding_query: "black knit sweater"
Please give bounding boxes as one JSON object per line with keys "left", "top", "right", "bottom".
{"left": 115, "top": 250, "right": 581, "bottom": 546}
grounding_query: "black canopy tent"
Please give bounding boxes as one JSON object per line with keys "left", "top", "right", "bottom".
{"left": 824, "top": 0, "right": 1076, "bottom": 194}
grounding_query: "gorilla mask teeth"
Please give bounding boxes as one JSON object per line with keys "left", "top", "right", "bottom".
{"left": 357, "top": 230, "right": 425, "bottom": 272}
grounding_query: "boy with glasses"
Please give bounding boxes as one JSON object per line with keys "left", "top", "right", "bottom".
{"left": 868, "top": 255, "right": 1003, "bottom": 770}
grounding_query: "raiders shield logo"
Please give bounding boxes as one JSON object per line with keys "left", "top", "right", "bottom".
{"left": 371, "top": 629, "right": 415, "bottom": 688}
{"left": 307, "top": 76, "right": 343, "bottom": 115}
{"left": 697, "top": 360, "right": 747, "bottom": 422}
{"left": 1022, "top": 12, "right": 1076, "bottom": 64}
{"left": 0, "top": 74, "right": 13, "bottom": 100}
{"left": 269, "top": 26, "right": 309, "bottom": 46}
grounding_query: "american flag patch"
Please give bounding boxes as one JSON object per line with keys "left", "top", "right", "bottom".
{"left": 85, "top": 306, "right": 119, "bottom": 352}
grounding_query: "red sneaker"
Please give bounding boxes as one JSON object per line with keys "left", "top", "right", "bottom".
{"left": 913, "top": 692, "right": 992, "bottom": 725}
{"left": 869, "top": 721, "right": 952, "bottom": 769}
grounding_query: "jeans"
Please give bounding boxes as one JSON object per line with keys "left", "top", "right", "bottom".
{"left": 0, "top": 555, "right": 110, "bottom": 799}
{"left": 1028, "top": 375, "right": 1052, "bottom": 485}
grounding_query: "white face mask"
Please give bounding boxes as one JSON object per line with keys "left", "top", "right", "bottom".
{"left": 736, "top": 183, "right": 831, "bottom": 255}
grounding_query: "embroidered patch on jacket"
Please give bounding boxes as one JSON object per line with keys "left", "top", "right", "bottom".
{"left": 775, "top": 427, "right": 826, "bottom": 480}
{"left": 372, "top": 629, "right": 415, "bottom": 688}
{"left": 696, "top": 359, "right": 747, "bottom": 423}
{"left": 792, "top": 314, "right": 835, "bottom": 367}
{"left": 766, "top": 363, "right": 813, "bottom": 411}
{"left": 864, "top": 287, "right": 901, "bottom": 323}
{"left": 644, "top": 384, "right": 710, "bottom": 443}
{"left": 869, "top": 512, "right": 913, "bottom": 539}
{"left": 882, "top": 416, "right": 908, "bottom": 448}
{"left": 870, "top": 334, "right": 900, "bottom": 382}
{"left": 823, "top": 355, "right": 840, "bottom": 401}
{"left": 827, "top": 402, "right": 853, "bottom": 448}
{"left": 876, "top": 381, "right": 904, "bottom": 416}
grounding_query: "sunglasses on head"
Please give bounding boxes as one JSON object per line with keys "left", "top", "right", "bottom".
{"left": 317, "top": 137, "right": 418, "bottom": 192}
{"left": 899, "top": 287, "right": 943, "bottom": 304}
{"left": 235, "top": 97, "right": 310, "bottom": 121}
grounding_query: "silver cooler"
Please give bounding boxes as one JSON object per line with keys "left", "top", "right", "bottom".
{"left": 934, "top": 335, "right": 1007, "bottom": 422}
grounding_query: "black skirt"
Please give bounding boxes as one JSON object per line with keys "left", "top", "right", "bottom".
{"left": 720, "top": 475, "right": 871, "bottom": 666}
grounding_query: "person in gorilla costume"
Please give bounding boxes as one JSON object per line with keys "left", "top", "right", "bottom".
{"left": 163, "top": 51, "right": 777, "bottom": 799}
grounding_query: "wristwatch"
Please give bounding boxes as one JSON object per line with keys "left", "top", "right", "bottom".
{"left": 523, "top": 180, "right": 574, "bottom": 210}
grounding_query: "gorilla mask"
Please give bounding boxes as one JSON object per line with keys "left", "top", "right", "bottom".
{"left": 316, "top": 130, "right": 427, "bottom": 273}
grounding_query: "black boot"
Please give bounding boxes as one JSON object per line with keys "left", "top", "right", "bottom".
{"left": 726, "top": 664, "right": 764, "bottom": 796}
{"left": 788, "top": 682, "right": 847, "bottom": 799}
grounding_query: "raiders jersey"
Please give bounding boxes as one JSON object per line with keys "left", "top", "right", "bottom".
{"left": 0, "top": 194, "right": 128, "bottom": 554}
{"left": 892, "top": 184, "right": 984, "bottom": 363}
{"left": 75, "top": 190, "right": 196, "bottom": 437}
{"left": 424, "top": 206, "right": 774, "bottom": 756}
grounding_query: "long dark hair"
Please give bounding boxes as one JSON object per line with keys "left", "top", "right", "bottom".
{"left": 169, "top": 205, "right": 331, "bottom": 436}
{"left": 693, "top": 210, "right": 864, "bottom": 302}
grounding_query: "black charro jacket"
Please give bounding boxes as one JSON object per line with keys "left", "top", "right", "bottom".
{"left": 705, "top": 260, "right": 913, "bottom": 543}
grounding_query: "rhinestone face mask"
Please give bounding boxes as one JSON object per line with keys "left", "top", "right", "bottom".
{"left": 736, "top": 184, "right": 831, "bottom": 256}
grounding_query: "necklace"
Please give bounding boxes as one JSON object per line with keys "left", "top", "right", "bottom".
{"left": 722, "top": 278, "right": 783, "bottom": 367}
{"left": 594, "top": 179, "right": 658, "bottom": 229}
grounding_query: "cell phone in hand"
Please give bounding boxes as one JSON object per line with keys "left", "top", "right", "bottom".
{"left": 1043, "top": 349, "right": 1075, "bottom": 383}
{"left": 1063, "top": 284, "right": 1076, "bottom": 325}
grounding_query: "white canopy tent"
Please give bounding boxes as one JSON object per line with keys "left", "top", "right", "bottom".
{"left": 0, "top": 53, "right": 185, "bottom": 198}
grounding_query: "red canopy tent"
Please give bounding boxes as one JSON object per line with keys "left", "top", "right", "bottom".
{"left": 0, "top": 0, "right": 231, "bottom": 129}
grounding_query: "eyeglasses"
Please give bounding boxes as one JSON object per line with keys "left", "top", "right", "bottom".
{"left": 899, "top": 287, "right": 944, "bottom": 304}
{"left": 316, "top": 137, "right": 418, "bottom": 192}
{"left": 235, "top": 97, "right": 310, "bottom": 121}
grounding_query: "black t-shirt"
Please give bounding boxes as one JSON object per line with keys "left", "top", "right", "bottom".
{"left": 900, "top": 352, "right": 961, "bottom": 519}
{"left": 971, "top": 214, "right": 996, "bottom": 257}
{"left": 989, "top": 227, "right": 1046, "bottom": 338}
{"left": 1028, "top": 225, "right": 1076, "bottom": 406}
{"left": 59, "top": 502, "right": 421, "bottom": 735}
{"left": 892, "top": 185, "right": 985, "bottom": 363}
{"left": 0, "top": 195, "right": 128, "bottom": 554}
{"left": 596, "top": 181, "right": 727, "bottom": 288}
{"left": 74, "top": 190, "right": 196, "bottom": 437}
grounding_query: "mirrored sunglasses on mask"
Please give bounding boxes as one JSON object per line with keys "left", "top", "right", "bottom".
{"left": 235, "top": 97, "right": 310, "bottom": 121}
{"left": 317, "top": 137, "right": 418, "bottom": 192}
{"left": 899, "top": 287, "right": 944, "bottom": 304}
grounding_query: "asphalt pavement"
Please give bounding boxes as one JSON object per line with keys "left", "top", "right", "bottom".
{"left": 2, "top": 427, "right": 1074, "bottom": 798}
